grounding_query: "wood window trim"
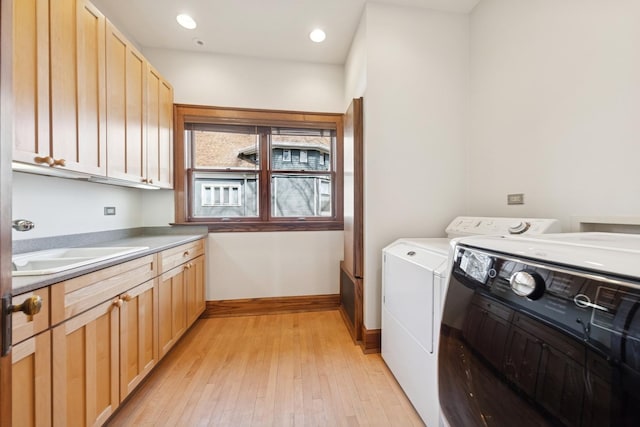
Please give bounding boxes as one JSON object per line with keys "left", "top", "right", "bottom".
{"left": 173, "top": 104, "right": 344, "bottom": 232}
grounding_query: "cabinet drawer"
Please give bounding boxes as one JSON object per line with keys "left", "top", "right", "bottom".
{"left": 471, "top": 294, "right": 514, "bottom": 322}
{"left": 51, "top": 254, "right": 156, "bottom": 325}
{"left": 12, "top": 288, "right": 50, "bottom": 345}
{"left": 160, "top": 239, "right": 204, "bottom": 272}
{"left": 513, "top": 313, "right": 584, "bottom": 364}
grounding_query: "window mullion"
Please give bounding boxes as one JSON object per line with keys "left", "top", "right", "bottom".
{"left": 259, "top": 128, "right": 271, "bottom": 221}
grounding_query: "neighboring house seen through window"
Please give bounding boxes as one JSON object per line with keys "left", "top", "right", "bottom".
{"left": 174, "top": 105, "right": 344, "bottom": 231}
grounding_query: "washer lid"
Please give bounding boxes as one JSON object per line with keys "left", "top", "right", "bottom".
{"left": 384, "top": 241, "right": 448, "bottom": 270}
{"left": 387, "top": 238, "right": 451, "bottom": 255}
{"left": 457, "top": 232, "right": 640, "bottom": 279}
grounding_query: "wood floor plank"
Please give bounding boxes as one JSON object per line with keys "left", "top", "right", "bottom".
{"left": 106, "top": 310, "right": 424, "bottom": 426}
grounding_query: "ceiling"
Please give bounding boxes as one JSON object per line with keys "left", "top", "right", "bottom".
{"left": 91, "top": 0, "right": 480, "bottom": 65}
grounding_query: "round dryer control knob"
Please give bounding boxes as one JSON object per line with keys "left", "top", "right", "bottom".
{"left": 508, "top": 221, "right": 530, "bottom": 234}
{"left": 509, "top": 271, "right": 545, "bottom": 300}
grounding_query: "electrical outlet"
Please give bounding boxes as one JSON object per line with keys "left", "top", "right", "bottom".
{"left": 507, "top": 193, "right": 524, "bottom": 205}
{"left": 104, "top": 206, "right": 116, "bottom": 215}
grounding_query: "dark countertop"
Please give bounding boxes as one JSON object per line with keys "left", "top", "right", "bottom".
{"left": 12, "top": 226, "right": 208, "bottom": 295}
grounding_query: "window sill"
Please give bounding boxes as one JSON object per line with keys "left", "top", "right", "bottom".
{"left": 170, "top": 220, "right": 344, "bottom": 233}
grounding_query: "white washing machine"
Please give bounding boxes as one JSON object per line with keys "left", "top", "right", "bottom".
{"left": 381, "top": 217, "right": 560, "bottom": 427}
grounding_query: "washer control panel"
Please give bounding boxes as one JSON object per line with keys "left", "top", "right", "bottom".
{"left": 446, "top": 216, "right": 560, "bottom": 238}
{"left": 452, "top": 244, "right": 640, "bottom": 352}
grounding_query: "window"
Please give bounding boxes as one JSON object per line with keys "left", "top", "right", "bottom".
{"left": 174, "top": 105, "right": 344, "bottom": 231}
{"left": 201, "top": 184, "right": 242, "bottom": 207}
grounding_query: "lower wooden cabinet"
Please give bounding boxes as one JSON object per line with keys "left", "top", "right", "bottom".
{"left": 185, "top": 255, "right": 206, "bottom": 326}
{"left": 158, "top": 266, "right": 187, "bottom": 358}
{"left": 158, "top": 252, "right": 206, "bottom": 358}
{"left": 12, "top": 331, "right": 52, "bottom": 427}
{"left": 52, "top": 298, "right": 120, "bottom": 427}
{"left": 11, "top": 289, "right": 51, "bottom": 427}
{"left": 12, "top": 238, "right": 206, "bottom": 427}
{"left": 119, "top": 279, "right": 158, "bottom": 401}
{"left": 50, "top": 279, "right": 161, "bottom": 425}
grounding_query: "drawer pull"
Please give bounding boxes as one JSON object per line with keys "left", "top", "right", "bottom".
{"left": 11, "top": 295, "right": 43, "bottom": 321}
{"left": 183, "top": 251, "right": 190, "bottom": 257}
{"left": 52, "top": 158, "right": 66, "bottom": 167}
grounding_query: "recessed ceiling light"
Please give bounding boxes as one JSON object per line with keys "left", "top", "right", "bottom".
{"left": 176, "top": 14, "right": 197, "bottom": 30}
{"left": 309, "top": 28, "right": 326, "bottom": 43}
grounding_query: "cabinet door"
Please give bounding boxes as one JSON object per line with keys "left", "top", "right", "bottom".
{"left": 158, "top": 267, "right": 186, "bottom": 358}
{"left": 462, "top": 301, "right": 510, "bottom": 370}
{"left": 462, "top": 302, "right": 484, "bottom": 348}
{"left": 146, "top": 65, "right": 174, "bottom": 188}
{"left": 475, "top": 312, "right": 510, "bottom": 369}
{"left": 12, "top": 332, "right": 52, "bottom": 427}
{"left": 535, "top": 344, "right": 585, "bottom": 426}
{"left": 582, "top": 351, "right": 612, "bottom": 427}
{"left": 105, "top": 21, "right": 146, "bottom": 183}
{"left": 185, "top": 255, "right": 206, "bottom": 326}
{"left": 503, "top": 325, "right": 542, "bottom": 397}
{"left": 50, "top": 0, "right": 106, "bottom": 175}
{"left": 52, "top": 298, "right": 120, "bottom": 427}
{"left": 119, "top": 279, "right": 158, "bottom": 400}
{"left": 13, "top": 0, "right": 50, "bottom": 165}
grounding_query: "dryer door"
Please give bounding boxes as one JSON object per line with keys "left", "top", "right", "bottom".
{"left": 383, "top": 243, "right": 446, "bottom": 353}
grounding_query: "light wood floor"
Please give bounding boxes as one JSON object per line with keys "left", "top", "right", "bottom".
{"left": 106, "top": 310, "right": 424, "bottom": 426}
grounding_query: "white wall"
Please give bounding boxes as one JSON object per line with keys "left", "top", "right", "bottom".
{"left": 12, "top": 172, "right": 143, "bottom": 240}
{"left": 143, "top": 48, "right": 345, "bottom": 113}
{"left": 141, "top": 48, "right": 346, "bottom": 300}
{"left": 344, "top": 11, "right": 367, "bottom": 107}
{"left": 348, "top": 4, "right": 470, "bottom": 329}
{"left": 467, "top": 0, "right": 640, "bottom": 230}
{"left": 141, "top": 190, "right": 175, "bottom": 226}
{"left": 207, "top": 231, "right": 343, "bottom": 300}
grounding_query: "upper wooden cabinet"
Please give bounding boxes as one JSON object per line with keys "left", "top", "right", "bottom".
{"left": 13, "top": 0, "right": 50, "bottom": 166}
{"left": 146, "top": 65, "right": 174, "bottom": 189}
{"left": 105, "top": 21, "right": 174, "bottom": 188}
{"left": 12, "top": 0, "right": 174, "bottom": 188}
{"left": 50, "top": 0, "right": 106, "bottom": 175}
{"left": 105, "top": 21, "right": 146, "bottom": 183}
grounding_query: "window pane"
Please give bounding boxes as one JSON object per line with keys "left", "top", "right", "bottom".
{"left": 193, "top": 172, "right": 259, "bottom": 218}
{"left": 191, "top": 126, "right": 258, "bottom": 170}
{"left": 271, "top": 128, "right": 332, "bottom": 171}
{"left": 271, "top": 174, "right": 332, "bottom": 217}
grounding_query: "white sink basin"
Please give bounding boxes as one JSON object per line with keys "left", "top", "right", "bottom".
{"left": 12, "top": 246, "right": 149, "bottom": 276}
